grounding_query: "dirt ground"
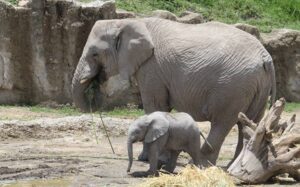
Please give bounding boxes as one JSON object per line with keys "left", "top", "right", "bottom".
{"left": 0, "top": 107, "right": 299, "bottom": 187}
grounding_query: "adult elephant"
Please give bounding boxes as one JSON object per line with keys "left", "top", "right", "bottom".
{"left": 72, "top": 18, "right": 276, "bottom": 165}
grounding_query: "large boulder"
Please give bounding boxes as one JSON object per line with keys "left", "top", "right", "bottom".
{"left": 151, "top": 10, "right": 204, "bottom": 24}
{"left": 151, "top": 10, "right": 177, "bottom": 21}
{"left": 116, "top": 9, "right": 136, "bottom": 19}
{"left": 234, "top": 23, "right": 262, "bottom": 41}
{"left": 177, "top": 11, "right": 204, "bottom": 24}
{"left": 262, "top": 29, "right": 300, "bottom": 102}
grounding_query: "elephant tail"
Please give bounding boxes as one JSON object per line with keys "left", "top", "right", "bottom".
{"left": 199, "top": 131, "right": 214, "bottom": 152}
{"left": 270, "top": 61, "right": 276, "bottom": 108}
{"left": 263, "top": 56, "right": 276, "bottom": 108}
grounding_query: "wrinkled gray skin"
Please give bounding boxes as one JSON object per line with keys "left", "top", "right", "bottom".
{"left": 72, "top": 18, "right": 276, "bottom": 165}
{"left": 127, "top": 112, "right": 207, "bottom": 175}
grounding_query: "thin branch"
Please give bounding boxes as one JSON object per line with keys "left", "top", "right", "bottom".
{"left": 275, "top": 147, "right": 300, "bottom": 163}
{"left": 282, "top": 114, "right": 296, "bottom": 136}
{"left": 277, "top": 135, "right": 300, "bottom": 147}
{"left": 238, "top": 112, "right": 257, "bottom": 130}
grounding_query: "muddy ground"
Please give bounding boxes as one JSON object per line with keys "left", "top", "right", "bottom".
{"left": 0, "top": 107, "right": 299, "bottom": 187}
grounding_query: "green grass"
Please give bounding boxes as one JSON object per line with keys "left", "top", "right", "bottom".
{"left": 5, "top": 0, "right": 299, "bottom": 32}
{"left": 0, "top": 102, "right": 299, "bottom": 121}
{"left": 0, "top": 104, "right": 144, "bottom": 120}
{"left": 116, "top": 0, "right": 300, "bottom": 32}
{"left": 28, "top": 105, "right": 81, "bottom": 116}
{"left": 102, "top": 107, "right": 144, "bottom": 118}
{"left": 4, "top": 0, "right": 18, "bottom": 5}
{"left": 285, "top": 102, "right": 300, "bottom": 113}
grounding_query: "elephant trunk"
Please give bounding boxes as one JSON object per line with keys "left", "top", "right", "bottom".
{"left": 127, "top": 138, "right": 133, "bottom": 172}
{"left": 71, "top": 58, "right": 92, "bottom": 112}
{"left": 71, "top": 75, "right": 91, "bottom": 112}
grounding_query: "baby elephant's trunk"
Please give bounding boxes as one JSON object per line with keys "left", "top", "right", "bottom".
{"left": 127, "top": 139, "right": 133, "bottom": 172}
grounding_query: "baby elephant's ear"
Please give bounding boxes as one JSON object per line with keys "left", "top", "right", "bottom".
{"left": 145, "top": 118, "right": 169, "bottom": 143}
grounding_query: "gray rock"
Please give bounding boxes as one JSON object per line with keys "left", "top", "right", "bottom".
{"left": 18, "top": 0, "right": 31, "bottom": 7}
{"left": 234, "top": 23, "right": 262, "bottom": 41}
{"left": 177, "top": 11, "right": 204, "bottom": 24}
{"left": 151, "top": 10, "right": 177, "bottom": 21}
{"left": 116, "top": 9, "right": 136, "bottom": 19}
{"left": 262, "top": 29, "right": 300, "bottom": 102}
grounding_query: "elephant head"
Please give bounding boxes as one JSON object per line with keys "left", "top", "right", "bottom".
{"left": 72, "top": 19, "right": 154, "bottom": 112}
{"left": 127, "top": 115, "right": 169, "bottom": 172}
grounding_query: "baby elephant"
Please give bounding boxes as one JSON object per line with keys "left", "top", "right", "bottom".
{"left": 127, "top": 111, "right": 211, "bottom": 175}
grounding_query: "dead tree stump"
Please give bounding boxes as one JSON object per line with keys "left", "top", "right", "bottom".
{"left": 228, "top": 98, "right": 300, "bottom": 183}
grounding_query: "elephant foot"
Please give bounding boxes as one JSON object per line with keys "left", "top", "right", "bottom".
{"left": 198, "top": 157, "right": 215, "bottom": 168}
{"left": 147, "top": 169, "right": 159, "bottom": 177}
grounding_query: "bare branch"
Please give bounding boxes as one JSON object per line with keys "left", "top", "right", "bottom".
{"left": 275, "top": 147, "right": 300, "bottom": 163}
{"left": 282, "top": 114, "right": 296, "bottom": 136}
{"left": 238, "top": 112, "right": 257, "bottom": 130}
{"left": 278, "top": 135, "right": 300, "bottom": 147}
{"left": 242, "top": 126, "right": 255, "bottom": 140}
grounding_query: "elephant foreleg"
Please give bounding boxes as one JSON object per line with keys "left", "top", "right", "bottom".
{"left": 138, "top": 143, "right": 149, "bottom": 161}
{"left": 147, "top": 144, "right": 159, "bottom": 176}
{"left": 146, "top": 134, "right": 168, "bottom": 175}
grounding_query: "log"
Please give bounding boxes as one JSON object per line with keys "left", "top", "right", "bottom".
{"left": 228, "top": 98, "right": 300, "bottom": 183}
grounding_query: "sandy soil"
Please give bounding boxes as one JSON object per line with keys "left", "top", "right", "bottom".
{"left": 0, "top": 108, "right": 299, "bottom": 187}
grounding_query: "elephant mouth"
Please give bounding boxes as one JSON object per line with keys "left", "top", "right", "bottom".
{"left": 84, "top": 66, "right": 107, "bottom": 108}
{"left": 72, "top": 65, "right": 107, "bottom": 112}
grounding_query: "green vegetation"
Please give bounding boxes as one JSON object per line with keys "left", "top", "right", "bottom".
{"left": 5, "top": 0, "right": 18, "bottom": 5}
{"left": 116, "top": 0, "right": 300, "bottom": 32}
{"left": 285, "top": 102, "right": 300, "bottom": 113}
{"left": 102, "top": 107, "right": 144, "bottom": 118}
{"left": 0, "top": 102, "right": 299, "bottom": 121}
{"left": 28, "top": 105, "right": 81, "bottom": 116}
{"left": 4, "top": 0, "right": 299, "bottom": 32}
{"left": 0, "top": 104, "right": 144, "bottom": 120}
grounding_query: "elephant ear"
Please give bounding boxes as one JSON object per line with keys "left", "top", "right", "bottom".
{"left": 117, "top": 20, "right": 154, "bottom": 80}
{"left": 144, "top": 115, "right": 169, "bottom": 143}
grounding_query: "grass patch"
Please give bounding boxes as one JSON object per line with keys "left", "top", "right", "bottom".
{"left": 285, "top": 102, "right": 300, "bottom": 113}
{"left": 102, "top": 107, "right": 144, "bottom": 118}
{"left": 28, "top": 105, "right": 81, "bottom": 116}
{"left": 5, "top": 0, "right": 18, "bottom": 5}
{"left": 0, "top": 104, "right": 144, "bottom": 120}
{"left": 116, "top": 0, "right": 300, "bottom": 32}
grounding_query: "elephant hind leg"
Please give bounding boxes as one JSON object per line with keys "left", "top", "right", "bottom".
{"left": 164, "top": 150, "right": 180, "bottom": 173}
{"left": 228, "top": 93, "right": 269, "bottom": 167}
{"left": 227, "top": 122, "right": 243, "bottom": 167}
{"left": 200, "top": 120, "right": 235, "bottom": 166}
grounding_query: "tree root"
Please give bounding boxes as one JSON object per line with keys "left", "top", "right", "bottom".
{"left": 228, "top": 98, "right": 300, "bottom": 183}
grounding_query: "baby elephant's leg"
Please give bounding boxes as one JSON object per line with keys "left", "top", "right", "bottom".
{"left": 147, "top": 144, "right": 159, "bottom": 176}
{"left": 138, "top": 143, "right": 149, "bottom": 161}
{"left": 164, "top": 150, "right": 180, "bottom": 173}
{"left": 187, "top": 135, "right": 201, "bottom": 168}
{"left": 157, "top": 150, "right": 171, "bottom": 169}
{"left": 147, "top": 135, "right": 168, "bottom": 175}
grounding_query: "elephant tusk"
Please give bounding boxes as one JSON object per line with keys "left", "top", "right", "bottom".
{"left": 80, "top": 79, "right": 88, "bottom": 84}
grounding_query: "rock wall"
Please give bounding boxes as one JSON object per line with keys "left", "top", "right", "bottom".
{"left": 262, "top": 30, "right": 300, "bottom": 102}
{"left": 0, "top": 3, "right": 299, "bottom": 107}
{"left": 0, "top": 0, "right": 117, "bottom": 105}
